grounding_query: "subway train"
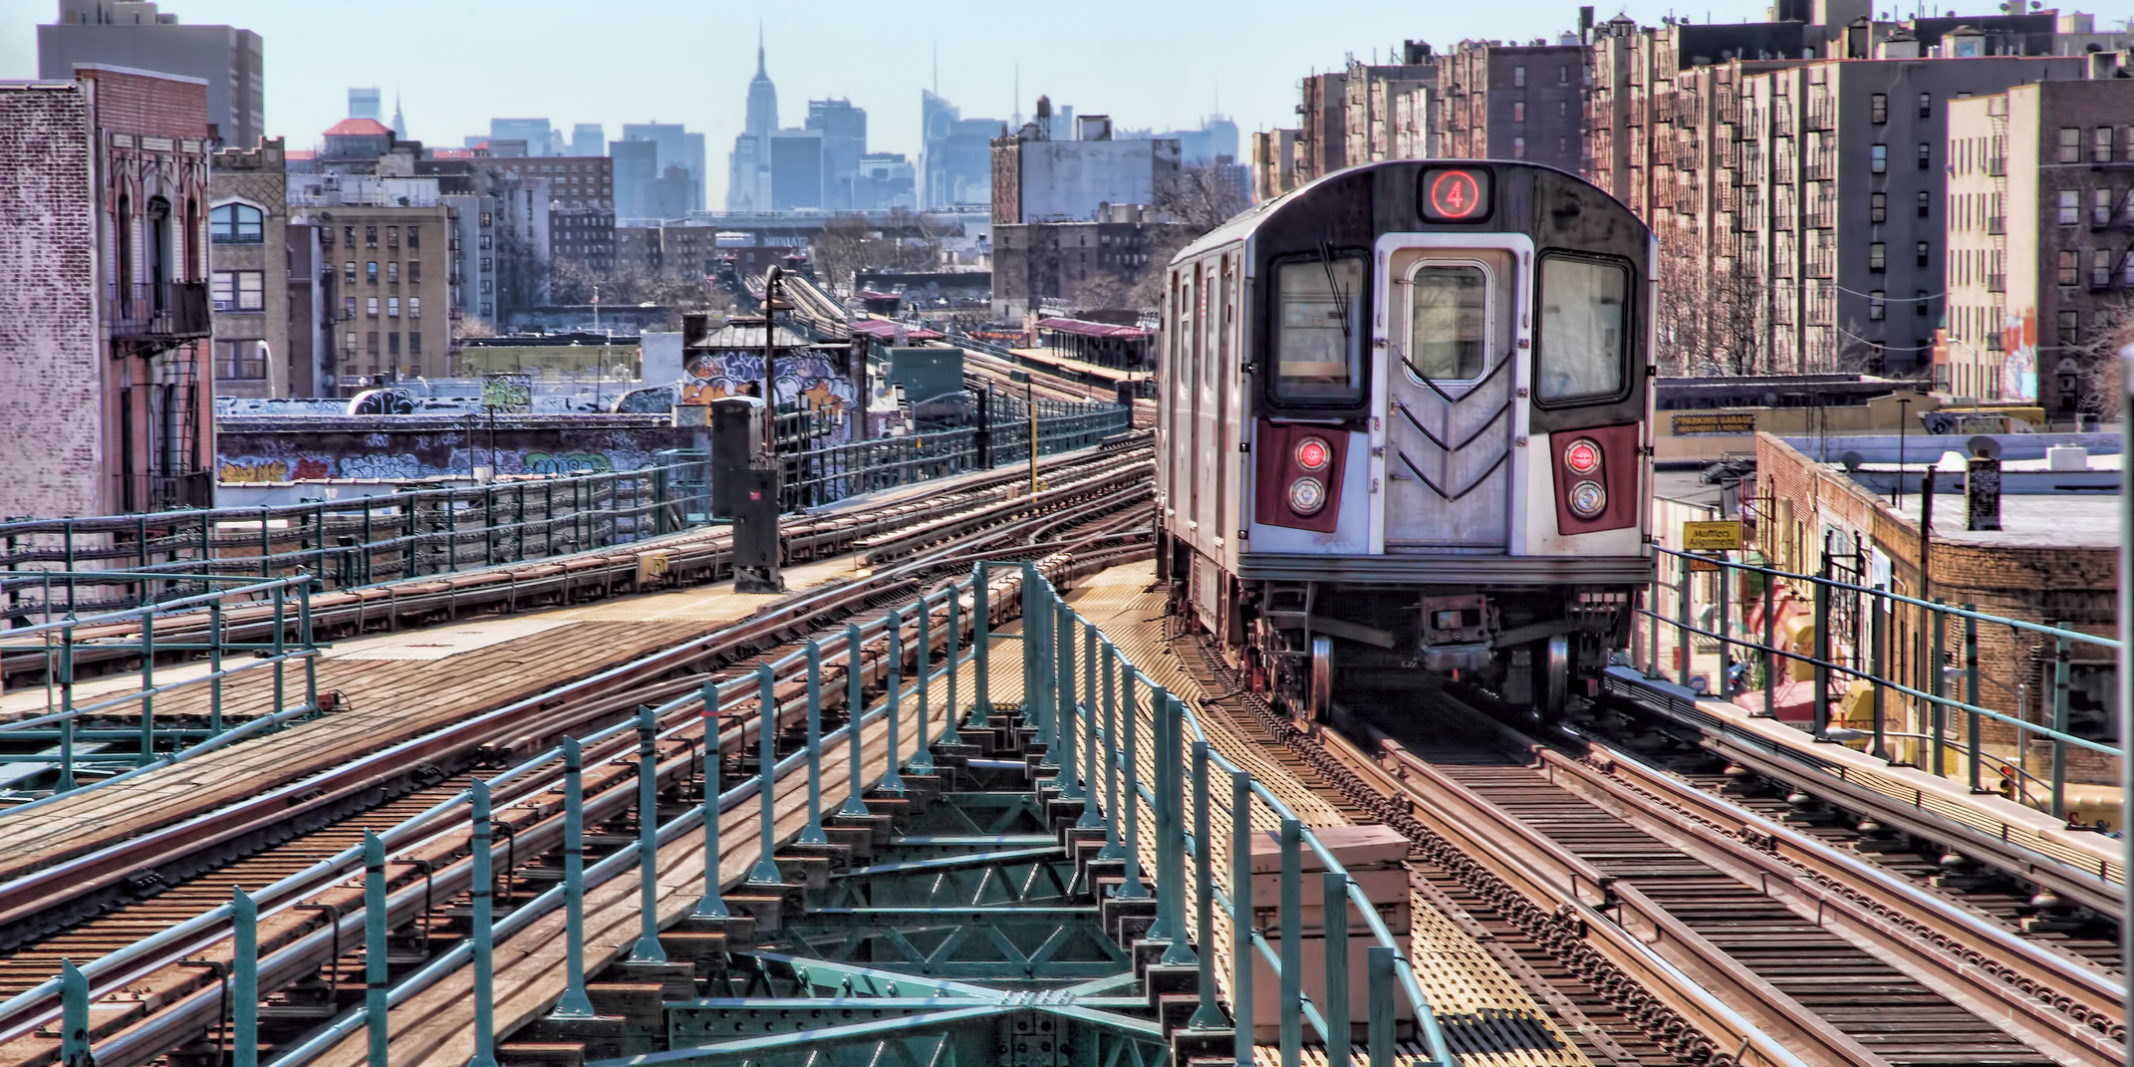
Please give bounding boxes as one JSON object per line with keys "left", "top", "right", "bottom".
{"left": 1154, "top": 160, "right": 1655, "bottom": 718}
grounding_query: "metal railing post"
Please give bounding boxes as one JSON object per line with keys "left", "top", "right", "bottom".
{"left": 1964, "top": 609, "right": 1983, "bottom": 793}
{"left": 909, "top": 600, "right": 936, "bottom": 775}
{"left": 140, "top": 611, "right": 156, "bottom": 765}
{"left": 1189, "top": 741, "right": 1225, "bottom": 1028}
{"left": 694, "top": 685, "right": 732, "bottom": 917}
{"left": 361, "top": 834, "right": 389, "bottom": 1065}
{"left": 879, "top": 613, "right": 907, "bottom": 797}
{"left": 971, "top": 563, "right": 993, "bottom": 726}
{"left": 1367, "top": 946, "right": 1395, "bottom": 1067}
{"left": 1323, "top": 870, "right": 1349, "bottom": 1059}
{"left": 1646, "top": 578, "right": 1661, "bottom": 678}
{"left": 1146, "top": 684, "right": 1180, "bottom": 943}
{"left": 209, "top": 601, "right": 226, "bottom": 736}
{"left": 558, "top": 737, "right": 599, "bottom": 1012}
{"left": 1078, "top": 623, "right": 1104, "bottom": 830}
{"left": 1931, "top": 600, "right": 1948, "bottom": 777}
{"left": 60, "top": 960, "right": 90, "bottom": 1067}
{"left": 1231, "top": 768, "right": 1254, "bottom": 1062}
{"left": 629, "top": 705, "right": 669, "bottom": 962}
{"left": 1099, "top": 641, "right": 1124, "bottom": 856}
{"left": 1116, "top": 654, "right": 1148, "bottom": 899}
{"left": 57, "top": 636, "right": 75, "bottom": 793}
{"left": 1675, "top": 555, "right": 1693, "bottom": 687}
{"left": 2052, "top": 633, "right": 2071, "bottom": 820}
{"left": 751, "top": 665, "right": 785, "bottom": 884}
{"left": 1160, "top": 695, "right": 1196, "bottom": 966}
{"left": 469, "top": 778, "right": 499, "bottom": 1067}
{"left": 1813, "top": 564, "right": 1832, "bottom": 737}
{"left": 1279, "top": 817, "right": 1303, "bottom": 1067}
{"left": 1870, "top": 595, "right": 1890, "bottom": 761}
{"left": 1055, "top": 601, "right": 1082, "bottom": 799}
{"left": 841, "top": 624, "right": 871, "bottom": 814}
{"left": 940, "top": 587, "right": 963, "bottom": 746}
{"left": 800, "top": 641, "right": 829, "bottom": 845}
{"left": 1717, "top": 551, "right": 1732, "bottom": 694}
{"left": 234, "top": 885, "right": 260, "bottom": 1067}
{"left": 1761, "top": 568, "right": 1776, "bottom": 719}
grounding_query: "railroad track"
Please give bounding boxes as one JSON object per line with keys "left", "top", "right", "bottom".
{"left": 1, "top": 436, "right": 1151, "bottom": 690}
{"left": 0, "top": 464, "right": 1154, "bottom": 1067}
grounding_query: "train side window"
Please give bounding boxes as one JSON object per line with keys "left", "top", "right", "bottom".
{"left": 1269, "top": 257, "right": 1364, "bottom": 403}
{"left": 1535, "top": 255, "right": 1630, "bottom": 404}
{"left": 1406, "top": 264, "right": 1491, "bottom": 380}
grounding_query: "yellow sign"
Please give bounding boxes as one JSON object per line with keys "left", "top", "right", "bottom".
{"left": 1687, "top": 554, "right": 1723, "bottom": 572}
{"left": 1671, "top": 412, "right": 1757, "bottom": 435}
{"left": 1681, "top": 520, "right": 1743, "bottom": 552}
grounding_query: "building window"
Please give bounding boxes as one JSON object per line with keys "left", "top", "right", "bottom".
{"left": 2096, "top": 127, "right": 2115, "bottom": 163}
{"left": 1916, "top": 241, "right": 1929, "bottom": 267}
{"left": 2094, "top": 248, "right": 2112, "bottom": 287}
{"left": 479, "top": 211, "right": 493, "bottom": 227}
{"left": 2058, "top": 250, "right": 2079, "bottom": 285}
{"left": 1870, "top": 192, "right": 1886, "bottom": 222}
{"left": 389, "top": 332, "right": 400, "bottom": 356}
{"left": 1917, "top": 92, "right": 1931, "bottom": 118}
{"left": 388, "top": 297, "right": 400, "bottom": 318}
{"left": 410, "top": 297, "right": 421, "bottom": 319}
{"left": 1512, "top": 136, "right": 1526, "bottom": 158}
{"left": 410, "top": 332, "right": 423, "bottom": 356}
{"left": 1917, "top": 190, "right": 1930, "bottom": 218}
{"left": 387, "top": 225, "right": 400, "bottom": 248}
{"left": 1869, "top": 290, "right": 1886, "bottom": 320}
{"left": 1915, "top": 289, "right": 1929, "bottom": 316}
{"left": 2059, "top": 310, "right": 2080, "bottom": 343}
{"left": 367, "top": 261, "right": 379, "bottom": 283}
{"left": 1513, "top": 65, "right": 1526, "bottom": 87}
{"left": 386, "top": 261, "right": 399, "bottom": 285}
{"left": 409, "top": 260, "right": 422, "bottom": 283}
{"left": 1868, "top": 242, "right": 1886, "bottom": 272}
{"left": 2059, "top": 189, "right": 2080, "bottom": 224}
{"left": 1512, "top": 101, "right": 1526, "bottom": 122}
{"left": 480, "top": 256, "right": 494, "bottom": 274}
{"left": 1557, "top": 64, "right": 1569, "bottom": 84}
{"left": 210, "top": 270, "right": 264, "bottom": 311}
{"left": 210, "top": 203, "right": 264, "bottom": 243}
{"left": 1917, "top": 143, "right": 1930, "bottom": 170}
{"left": 343, "top": 330, "right": 355, "bottom": 355}
{"left": 1870, "top": 93, "right": 1887, "bottom": 123}
{"left": 1558, "top": 100, "right": 1568, "bottom": 117}
{"left": 2060, "top": 127, "right": 2081, "bottom": 163}
{"left": 1870, "top": 144, "right": 1886, "bottom": 173}
{"left": 344, "top": 226, "right": 356, "bottom": 248}
{"left": 2096, "top": 188, "right": 2114, "bottom": 225}
{"left": 342, "top": 295, "right": 355, "bottom": 321}
{"left": 408, "top": 226, "right": 421, "bottom": 249}
{"left": 366, "top": 331, "right": 380, "bottom": 355}
{"left": 366, "top": 296, "right": 379, "bottom": 317}
{"left": 365, "top": 225, "right": 377, "bottom": 248}
{"left": 215, "top": 340, "right": 265, "bottom": 380}
{"left": 344, "top": 261, "right": 356, "bottom": 285}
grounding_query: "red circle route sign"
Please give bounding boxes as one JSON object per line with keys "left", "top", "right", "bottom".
{"left": 1425, "top": 169, "right": 1487, "bottom": 220}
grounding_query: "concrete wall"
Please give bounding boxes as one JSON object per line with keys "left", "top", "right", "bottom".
{"left": 1017, "top": 139, "right": 1177, "bottom": 222}
{"left": 214, "top": 414, "right": 690, "bottom": 486}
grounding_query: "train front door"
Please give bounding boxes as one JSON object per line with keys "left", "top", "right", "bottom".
{"left": 1380, "top": 245, "right": 1519, "bottom": 550}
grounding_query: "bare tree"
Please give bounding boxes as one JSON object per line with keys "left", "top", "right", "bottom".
{"left": 2073, "top": 293, "right": 2134, "bottom": 417}
{"left": 494, "top": 225, "right": 548, "bottom": 316}
{"left": 808, "top": 211, "right": 945, "bottom": 294}
{"left": 1156, "top": 163, "right": 1251, "bottom": 234}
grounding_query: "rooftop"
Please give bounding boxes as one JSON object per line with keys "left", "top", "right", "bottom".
{"left": 1893, "top": 491, "right": 2120, "bottom": 550}
{"left": 324, "top": 118, "right": 393, "bottom": 138}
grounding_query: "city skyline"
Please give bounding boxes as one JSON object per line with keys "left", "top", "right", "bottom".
{"left": 0, "top": 0, "right": 1778, "bottom": 206}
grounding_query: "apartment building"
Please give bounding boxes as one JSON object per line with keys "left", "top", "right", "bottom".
{"left": 292, "top": 175, "right": 458, "bottom": 387}
{"left": 1343, "top": 50, "right": 1438, "bottom": 165}
{"left": 208, "top": 137, "right": 292, "bottom": 398}
{"left": 1437, "top": 38, "right": 1586, "bottom": 170}
{"left": 1945, "top": 78, "right": 2134, "bottom": 414}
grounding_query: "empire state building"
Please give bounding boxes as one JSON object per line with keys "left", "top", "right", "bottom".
{"left": 726, "top": 31, "right": 777, "bottom": 211}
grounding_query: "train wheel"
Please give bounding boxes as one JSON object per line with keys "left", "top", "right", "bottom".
{"left": 1541, "top": 634, "right": 1570, "bottom": 719}
{"left": 1308, "top": 635, "right": 1334, "bottom": 722}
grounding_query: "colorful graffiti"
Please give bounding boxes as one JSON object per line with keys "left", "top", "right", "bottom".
{"left": 521, "top": 451, "right": 616, "bottom": 475}
{"left": 217, "top": 456, "right": 332, "bottom": 483}
{"left": 681, "top": 352, "right": 857, "bottom": 433}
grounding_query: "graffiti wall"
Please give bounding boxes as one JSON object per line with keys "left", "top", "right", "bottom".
{"left": 214, "top": 416, "right": 693, "bottom": 492}
{"left": 681, "top": 351, "right": 856, "bottom": 446}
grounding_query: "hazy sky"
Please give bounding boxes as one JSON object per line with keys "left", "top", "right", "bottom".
{"left": 1, "top": 0, "right": 1773, "bottom": 205}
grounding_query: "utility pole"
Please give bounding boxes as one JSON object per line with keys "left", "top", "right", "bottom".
{"left": 762, "top": 266, "right": 783, "bottom": 459}
{"left": 1027, "top": 380, "right": 1038, "bottom": 497}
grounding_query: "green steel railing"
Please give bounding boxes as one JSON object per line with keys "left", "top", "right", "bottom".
{"left": 29, "top": 559, "right": 1443, "bottom": 1067}
{"left": 1632, "top": 544, "right": 2122, "bottom": 823}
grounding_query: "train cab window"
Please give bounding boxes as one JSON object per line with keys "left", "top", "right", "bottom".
{"left": 1270, "top": 257, "right": 1364, "bottom": 403}
{"left": 1535, "top": 255, "right": 1630, "bottom": 403}
{"left": 1406, "top": 265, "right": 1490, "bottom": 380}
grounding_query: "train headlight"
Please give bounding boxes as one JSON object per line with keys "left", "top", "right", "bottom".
{"left": 1295, "top": 436, "right": 1331, "bottom": 472}
{"left": 1563, "top": 437, "right": 1602, "bottom": 476}
{"left": 1568, "top": 479, "right": 1607, "bottom": 518}
{"left": 1288, "top": 476, "right": 1328, "bottom": 515}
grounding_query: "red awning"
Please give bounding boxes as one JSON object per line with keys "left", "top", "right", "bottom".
{"left": 1036, "top": 317, "right": 1147, "bottom": 339}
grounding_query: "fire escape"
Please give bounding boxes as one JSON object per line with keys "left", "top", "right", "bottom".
{"left": 109, "top": 199, "right": 213, "bottom": 512}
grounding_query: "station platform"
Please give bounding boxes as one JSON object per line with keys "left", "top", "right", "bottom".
{"left": 1603, "top": 666, "right": 2125, "bottom": 890}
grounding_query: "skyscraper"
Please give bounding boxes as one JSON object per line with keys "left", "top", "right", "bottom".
{"left": 806, "top": 99, "right": 867, "bottom": 210}
{"left": 610, "top": 139, "right": 659, "bottom": 220}
{"left": 492, "top": 118, "right": 553, "bottom": 154}
{"left": 571, "top": 122, "right": 604, "bottom": 158}
{"left": 38, "top": 0, "right": 264, "bottom": 146}
{"left": 349, "top": 87, "right": 381, "bottom": 121}
{"left": 921, "top": 90, "right": 1000, "bottom": 209}
{"left": 726, "top": 29, "right": 778, "bottom": 211}
{"left": 389, "top": 91, "right": 407, "bottom": 140}
{"left": 621, "top": 122, "right": 703, "bottom": 212}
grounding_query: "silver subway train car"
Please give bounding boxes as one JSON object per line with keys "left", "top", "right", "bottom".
{"left": 1155, "top": 160, "right": 1656, "bottom": 718}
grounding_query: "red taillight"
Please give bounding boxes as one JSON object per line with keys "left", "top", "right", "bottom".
{"left": 1563, "top": 438, "right": 1602, "bottom": 475}
{"left": 1295, "top": 437, "right": 1330, "bottom": 472}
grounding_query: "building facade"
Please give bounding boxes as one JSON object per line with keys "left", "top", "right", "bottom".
{"left": 0, "top": 67, "right": 215, "bottom": 520}
{"left": 208, "top": 137, "right": 293, "bottom": 398}
{"left": 1945, "top": 79, "right": 2134, "bottom": 415}
{"left": 290, "top": 176, "right": 458, "bottom": 388}
{"left": 1344, "top": 52, "right": 1438, "bottom": 165}
{"left": 990, "top": 207, "right": 1193, "bottom": 318}
{"left": 1437, "top": 38, "right": 1586, "bottom": 170}
{"left": 991, "top": 110, "right": 1181, "bottom": 225}
{"left": 807, "top": 98, "right": 868, "bottom": 211}
{"left": 38, "top": 0, "right": 262, "bottom": 147}
{"left": 921, "top": 89, "right": 1000, "bottom": 210}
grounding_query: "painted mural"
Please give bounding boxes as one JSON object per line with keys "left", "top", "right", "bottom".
{"left": 2000, "top": 307, "right": 2038, "bottom": 403}
{"left": 215, "top": 423, "right": 688, "bottom": 488}
{"left": 681, "top": 352, "right": 856, "bottom": 445}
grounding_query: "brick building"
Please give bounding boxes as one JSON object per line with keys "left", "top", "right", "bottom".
{"left": 0, "top": 67, "right": 214, "bottom": 521}
{"left": 208, "top": 137, "right": 292, "bottom": 398}
{"left": 1343, "top": 50, "right": 1438, "bottom": 165}
{"left": 1437, "top": 38, "right": 1587, "bottom": 170}
{"left": 990, "top": 206, "right": 1193, "bottom": 319}
{"left": 290, "top": 178, "right": 459, "bottom": 388}
{"left": 1943, "top": 78, "right": 2134, "bottom": 416}
{"left": 1753, "top": 432, "right": 2118, "bottom": 779}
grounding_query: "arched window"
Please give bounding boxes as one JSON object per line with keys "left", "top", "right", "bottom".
{"left": 211, "top": 202, "right": 264, "bottom": 243}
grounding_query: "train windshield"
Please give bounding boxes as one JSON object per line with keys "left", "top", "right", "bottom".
{"left": 1407, "top": 264, "right": 1491, "bottom": 380}
{"left": 1535, "top": 255, "right": 1629, "bottom": 403}
{"left": 1270, "top": 257, "right": 1365, "bottom": 403}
